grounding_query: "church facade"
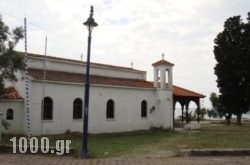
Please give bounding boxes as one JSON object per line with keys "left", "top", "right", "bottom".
{"left": 0, "top": 53, "right": 204, "bottom": 135}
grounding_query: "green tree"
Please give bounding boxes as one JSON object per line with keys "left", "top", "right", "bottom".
{"left": 209, "top": 92, "right": 219, "bottom": 110}
{"left": 243, "top": 13, "right": 250, "bottom": 111}
{"left": 207, "top": 92, "right": 231, "bottom": 124}
{"left": 195, "top": 108, "right": 206, "bottom": 120}
{"left": 214, "top": 13, "right": 250, "bottom": 125}
{"left": 0, "top": 15, "right": 24, "bottom": 94}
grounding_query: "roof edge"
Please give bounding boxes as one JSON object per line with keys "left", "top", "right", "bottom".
{"left": 17, "top": 51, "right": 146, "bottom": 73}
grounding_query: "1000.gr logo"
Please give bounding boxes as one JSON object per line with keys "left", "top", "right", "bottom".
{"left": 10, "top": 137, "right": 71, "bottom": 155}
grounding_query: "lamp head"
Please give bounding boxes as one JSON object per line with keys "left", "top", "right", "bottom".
{"left": 83, "top": 6, "right": 98, "bottom": 32}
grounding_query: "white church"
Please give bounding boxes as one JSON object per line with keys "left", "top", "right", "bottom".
{"left": 0, "top": 52, "right": 205, "bottom": 135}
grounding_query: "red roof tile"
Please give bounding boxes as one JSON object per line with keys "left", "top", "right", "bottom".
{"left": 29, "top": 69, "right": 205, "bottom": 98}
{"left": 29, "top": 69, "right": 153, "bottom": 88}
{"left": 152, "top": 59, "right": 174, "bottom": 66}
{"left": 0, "top": 87, "right": 23, "bottom": 100}
{"left": 173, "top": 85, "right": 205, "bottom": 98}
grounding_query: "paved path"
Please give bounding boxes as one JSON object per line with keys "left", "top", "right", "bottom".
{"left": 0, "top": 154, "right": 250, "bottom": 165}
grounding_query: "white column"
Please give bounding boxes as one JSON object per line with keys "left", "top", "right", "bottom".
{"left": 0, "top": 112, "right": 2, "bottom": 142}
{"left": 168, "top": 68, "right": 173, "bottom": 88}
{"left": 154, "top": 68, "right": 158, "bottom": 88}
{"left": 160, "top": 68, "right": 166, "bottom": 89}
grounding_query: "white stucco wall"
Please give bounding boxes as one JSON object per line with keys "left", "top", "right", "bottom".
{"left": 0, "top": 100, "right": 24, "bottom": 134}
{"left": 88, "top": 86, "right": 158, "bottom": 133}
{"left": 27, "top": 80, "right": 172, "bottom": 135}
{"left": 156, "top": 89, "right": 173, "bottom": 129}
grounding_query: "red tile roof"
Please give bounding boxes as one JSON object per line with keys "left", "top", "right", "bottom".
{"left": 152, "top": 59, "right": 174, "bottom": 66}
{"left": 29, "top": 69, "right": 205, "bottom": 98}
{"left": 173, "top": 85, "right": 205, "bottom": 98}
{"left": 29, "top": 69, "right": 153, "bottom": 88}
{"left": 0, "top": 87, "right": 23, "bottom": 100}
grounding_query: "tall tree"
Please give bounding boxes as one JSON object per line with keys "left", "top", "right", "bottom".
{"left": 209, "top": 92, "right": 230, "bottom": 124}
{"left": 0, "top": 15, "right": 24, "bottom": 94}
{"left": 214, "top": 13, "right": 250, "bottom": 125}
{"left": 209, "top": 92, "right": 219, "bottom": 110}
{"left": 243, "top": 13, "right": 250, "bottom": 111}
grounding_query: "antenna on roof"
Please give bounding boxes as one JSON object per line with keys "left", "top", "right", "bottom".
{"left": 131, "top": 61, "right": 134, "bottom": 69}
{"left": 81, "top": 53, "right": 83, "bottom": 61}
{"left": 162, "top": 53, "right": 165, "bottom": 60}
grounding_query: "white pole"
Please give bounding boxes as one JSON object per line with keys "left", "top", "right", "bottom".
{"left": 41, "top": 36, "right": 47, "bottom": 135}
{"left": 24, "top": 17, "right": 31, "bottom": 143}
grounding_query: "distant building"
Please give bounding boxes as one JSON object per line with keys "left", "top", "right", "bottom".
{"left": 0, "top": 53, "right": 205, "bottom": 135}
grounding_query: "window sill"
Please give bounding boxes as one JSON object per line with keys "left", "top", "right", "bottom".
{"left": 141, "top": 117, "right": 148, "bottom": 119}
{"left": 42, "top": 120, "right": 53, "bottom": 122}
{"left": 106, "top": 118, "right": 115, "bottom": 121}
{"left": 73, "top": 119, "right": 82, "bottom": 122}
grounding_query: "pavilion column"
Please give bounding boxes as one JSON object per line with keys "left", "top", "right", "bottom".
{"left": 181, "top": 105, "right": 184, "bottom": 124}
{"left": 185, "top": 104, "right": 189, "bottom": 124}
{"left": 197, "top": 99, "right": 201, "bottom": 123}
{"left": 173, "top": 107, "right": 175, "bottom": 131}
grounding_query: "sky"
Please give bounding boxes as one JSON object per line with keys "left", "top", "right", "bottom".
{"left": 1, "top": 0, "right": 250, "bottom": 108}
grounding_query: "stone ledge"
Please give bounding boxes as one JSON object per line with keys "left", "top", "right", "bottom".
{"left": 181, "top": 148, "right": 250, "bottom": 156}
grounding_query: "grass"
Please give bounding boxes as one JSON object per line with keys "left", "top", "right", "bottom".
{"left": 1, "top": 120, "right": 250, "bottom": 158}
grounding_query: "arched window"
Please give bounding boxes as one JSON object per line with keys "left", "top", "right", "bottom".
{"left": 141, "top": 100, "right": 147, "bottom": 118}
{"left": 106, "top": 99, "right": 114, "bottom": 119}
{"left": 42, "top": 97, "right": 53, "bottom": 120}
{"left": 6, "top": 108, "right": 14, "bottom": 120}
{"left": 73, "top": 98, "right": 82, "bottom": 119}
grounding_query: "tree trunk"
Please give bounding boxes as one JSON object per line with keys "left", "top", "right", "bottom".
{"left": 236, "top": 113, "right": 242, "bottom": 126}
{"left": 225, "top": 114, "right": 231, "bottom": 126}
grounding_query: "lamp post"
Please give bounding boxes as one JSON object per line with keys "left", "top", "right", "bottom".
{"left": 82, "top": 5, "right": 98, "bottom": 157}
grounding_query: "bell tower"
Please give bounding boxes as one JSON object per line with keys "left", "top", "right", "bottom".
{"left": 152, "top": 54, "right": 174, "bottom": 129}
{"left": 152, "top": 53, "right": 174, "bottom": 89}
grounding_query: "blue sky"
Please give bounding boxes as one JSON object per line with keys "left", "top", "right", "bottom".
{"left": 1, "top": 0, "right": 250, "bottom": 108}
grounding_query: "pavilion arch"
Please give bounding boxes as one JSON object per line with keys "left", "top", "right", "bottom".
{"left": 173, "top": 101, "right": 183, "bottom": 122}
{"left": 173, "top": 86, "right": 205, "bottom": 128}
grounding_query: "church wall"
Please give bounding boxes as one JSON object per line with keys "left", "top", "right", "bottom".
{"left": 156, "top": 89, "right": 173, "bottom": 129}
{"left": 0, "top": 100, "right": 24, "bottom": 134}
{"left": 29, "top": 81, "right": 85, "bottom": 135}
{"left": 29, "top": 81, "right": 163, "bottom": 135}
{"left": 88, "top": 86, "right": 159, "bottom": 133}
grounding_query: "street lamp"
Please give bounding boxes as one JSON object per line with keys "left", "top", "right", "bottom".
{"left": 82, "top": 5, "right": 98, "bottom": 158}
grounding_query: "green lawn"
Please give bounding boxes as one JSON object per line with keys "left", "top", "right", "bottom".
{"left": 1, "top": 121, "right": 250, "bottom": 158}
